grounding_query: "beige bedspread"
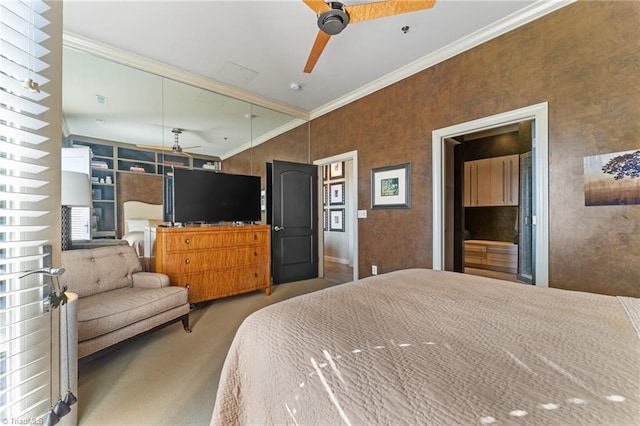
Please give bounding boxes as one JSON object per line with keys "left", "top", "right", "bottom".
{"left": 211, "top": 269, "right": 640, "bottom": 425}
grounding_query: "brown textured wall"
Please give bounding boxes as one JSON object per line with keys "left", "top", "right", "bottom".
{"left": 223, "top": 123, "right": 310, "bottom": 186}
{"left": 225, "top": 2, "right": 640, "bottom": 297}
{"left": 116, "top": 172, "right": 163, "bottom": 237}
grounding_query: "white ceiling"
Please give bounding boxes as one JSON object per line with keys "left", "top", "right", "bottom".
{"left": 62, "top": 0, "right": 570, "bottom": 158}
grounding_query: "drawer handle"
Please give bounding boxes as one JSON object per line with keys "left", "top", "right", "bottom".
{"left": 185, "top": 284, "right": 190, "bottom": 290}
{"left": 254, "top": 251, "right": 258, "bottom": 256}
{"left": 254, "top": 272, "right": 258, "bottom": 278}
{"left": 254, "top": 234, "right": 258, "bottom": 240}
{"left": 185, "top": 258, "right": 190, "bottom": 264}
{"left": 185, "top": 238, "right": 190, "bottom": 244}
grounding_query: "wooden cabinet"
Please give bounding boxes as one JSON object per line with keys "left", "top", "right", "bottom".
{"left": 490, "top": 155, "right": 519, "bottom": 206}
{"left": 465, "top": 155, "right": 519, "bottom": 207}
{"left": 464, "top": 240, "right": 517, "bottom": 274}
{"left": 464, "top": 159, "right": 492, "bottom": 206}
{"left": 153, "top": 225, "right": 271, "bottom": 303}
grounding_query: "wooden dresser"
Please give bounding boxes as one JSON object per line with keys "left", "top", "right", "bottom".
{"left": 153, "top": 225, "right": 271, "bottom": 303}
{"left": 464, "top": 240, "right": 517, "bottom": 274}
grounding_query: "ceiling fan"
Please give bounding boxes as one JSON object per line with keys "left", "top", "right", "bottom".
{"left": 137, "top": 128, "right": 201, "bottom": 158}
{"left": 302, "top": 0, "right": 436, "bottom": 73}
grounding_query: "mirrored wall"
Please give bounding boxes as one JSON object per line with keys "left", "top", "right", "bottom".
{"left": 62, "top": 46, "right": 303, "bottom": 161}
{"left": 62, "top": 46, "right": 307, "bottom": 239}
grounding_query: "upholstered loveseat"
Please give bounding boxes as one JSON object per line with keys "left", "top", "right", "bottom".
{"left": 60, "top": 245, "right": 190, "bottom": 358}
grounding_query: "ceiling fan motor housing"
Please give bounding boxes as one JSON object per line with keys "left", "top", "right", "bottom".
{"left": 318, "top": 2, "right": 350, "bottom": 35}
{"left": 172, "top": 128, "right": 183, "bottom": 152}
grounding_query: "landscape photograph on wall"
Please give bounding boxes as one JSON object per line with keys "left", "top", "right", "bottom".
{"left": 584, "top": 149, "right": 640, "bottom": 206}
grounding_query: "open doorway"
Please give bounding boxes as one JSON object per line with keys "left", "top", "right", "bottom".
{"left": 432, "top": 103, "right": 549, "bottom": 287}
{"left": 454, "top": 122, "right": 533, "bottom": 284}
{"left": 314, "top": 151, "right": 359, "bottom": 284}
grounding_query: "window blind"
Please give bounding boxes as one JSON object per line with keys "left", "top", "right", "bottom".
{"left": 1, "top": 0, "right": 60, "bottom": 422}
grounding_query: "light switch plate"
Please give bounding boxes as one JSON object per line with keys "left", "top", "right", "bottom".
{"left": 357, "top": 210, "right": 367, "bottom": 218}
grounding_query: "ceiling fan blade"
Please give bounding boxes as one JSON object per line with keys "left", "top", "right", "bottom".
{"left": 304, "top": 30, "right": 332, "bottom": 73}
{"left": 181, "top": 146, "right": 201, "bottom": 150}
{"left": 136, "top": 144, "right": 172, "bottom": 151}
{"left": 347, "top": 0, "right": 436, "bottom": 24}
{"left": 302, "top": 0, "right": 331, "bottom": 14}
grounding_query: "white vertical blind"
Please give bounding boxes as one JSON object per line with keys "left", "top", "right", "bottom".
{"left": 1, "top": 0, "right": 59, "bottom": 422}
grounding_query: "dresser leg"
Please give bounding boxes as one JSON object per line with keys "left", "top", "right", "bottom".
{"left": 265, "top": 286, "right": 272, "bottom": 296}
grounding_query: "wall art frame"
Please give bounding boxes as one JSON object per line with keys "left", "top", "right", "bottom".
{"left": 330, "top": 161, "right": 344, "bottom": 179}
{"left": 329, "top": 181, "right": 345, "bottom": 206}
{"left": 323, "top": 184, "right": 329, "bottom": 206}
{"left": 371, "top": 162, "right": 411, "bottom": 209}
{"left": 584, "top": 149, "right": 640, "bottom": 206}
{"left": 329, "top": 208, "right": 345, "bottom": 232}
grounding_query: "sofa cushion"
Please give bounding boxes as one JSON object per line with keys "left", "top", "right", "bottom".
{"left": 76, "top": 286, "right": 188, "bottom": 341}
{"left": 61, "top": 245, "right": 143, "bottom": 298}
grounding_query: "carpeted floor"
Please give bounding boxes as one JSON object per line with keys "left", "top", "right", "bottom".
{"left": 77, "top": 278, "right": 339, "bottom": 425}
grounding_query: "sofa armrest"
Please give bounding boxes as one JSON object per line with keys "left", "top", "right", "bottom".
{"left": 132, "top": 272, "right": 170, "bottom": 289}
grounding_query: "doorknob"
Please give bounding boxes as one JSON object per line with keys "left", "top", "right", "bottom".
{"left": 273, "top": 226, "right": 284, "bottom": 232}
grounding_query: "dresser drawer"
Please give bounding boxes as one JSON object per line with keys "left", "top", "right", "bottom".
{"left": 163, "top": 229, "right": 269, "bottom": 252}
{"left": 487, "top": 248, "right": 517, "bottom": 272}
{"left": 172, "top": 265, "right": 270, "bottom": 303}
{"left": 464, "top": 243, "right": 487, "bottom": 265}
{"left": 163, "top": 245, "right": 269, "bottom": 273}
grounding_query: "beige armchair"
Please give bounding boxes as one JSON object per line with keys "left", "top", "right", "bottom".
{"left": 60, "top": 245, "right": 190, "bottom": 358}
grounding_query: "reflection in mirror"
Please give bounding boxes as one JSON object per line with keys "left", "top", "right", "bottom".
{"left": 62, "top": 45, "right": 307, "bottom": 240}
{"left": 161, "top": 77, "right": 251, "bottom": 159}
{"left": 63, "top": 47, "right": 163, "bottom": 147}
{"left": 63, "top": 46, "right": 304, "bottom": 161}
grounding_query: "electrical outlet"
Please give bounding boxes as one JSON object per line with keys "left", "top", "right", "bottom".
{"left": 372, "top": 265, "right": 378, "bottom": 275}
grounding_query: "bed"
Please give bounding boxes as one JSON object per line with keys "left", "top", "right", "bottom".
{"left": 211, "top": 268, "right": 639, "bottom": 425}
{"left": 121, "top": 200, "right": 163, "bottom": 257}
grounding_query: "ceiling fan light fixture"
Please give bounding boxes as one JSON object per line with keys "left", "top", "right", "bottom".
{"left": 318, "top": 2, "right": 349, "bottom": 35}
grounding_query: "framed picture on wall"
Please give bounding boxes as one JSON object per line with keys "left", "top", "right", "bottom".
{"left": 323, "top": 184, "right": 328, "bottom": 206}
{"left": 584, "top": 149, "right": 640, "bottom": 206}
{"left": 323, "top": 209, "right": 329, "bottom": 231}
{"left": 330, "top": 161, "right": 344, "bottom": 179}
{"left": 329, "top": 208, "right": 345, "bottom": 232}
{"left": 371, "top": 162, "right": 411, "bottom": 209}
{"left": 329, "top": 182, "right": 345, "bottom": 205}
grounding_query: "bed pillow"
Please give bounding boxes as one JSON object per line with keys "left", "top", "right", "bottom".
{"left": 126, "top": 219, "right": 150, "bottom": 233}
{"left": 122, "top": 231, "right": 145, "bottom": 257}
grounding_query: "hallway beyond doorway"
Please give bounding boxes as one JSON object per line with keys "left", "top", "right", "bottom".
{"left": 324, "top": 259, "right": 353, "bottom": 284}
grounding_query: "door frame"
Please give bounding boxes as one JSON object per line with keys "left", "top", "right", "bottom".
{"left": 432, "top": 102, "right": 549, "bottom": 287}
{"left": 313, "top": 150, "right": 359, "bottom": 282}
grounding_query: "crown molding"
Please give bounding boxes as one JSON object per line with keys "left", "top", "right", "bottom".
{"left": 220, "top": 117, "right": 307, "bottom": 160}
{"left": 63, "top": 32, "right": 310, "bottom": 121}
{"left": 63, "top": 0, "right": 574, "bottom": 130}
{"left": 310, "top": 0, "right": 576, "bottom": 119}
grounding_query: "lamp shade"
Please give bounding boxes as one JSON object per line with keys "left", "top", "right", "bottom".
{"left": 61, "top": 171, "right": 91, "bottom": 207}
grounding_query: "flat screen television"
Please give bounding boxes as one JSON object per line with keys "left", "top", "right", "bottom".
{"left": 172, "top": 168, "right": 261, "bottom": 224}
